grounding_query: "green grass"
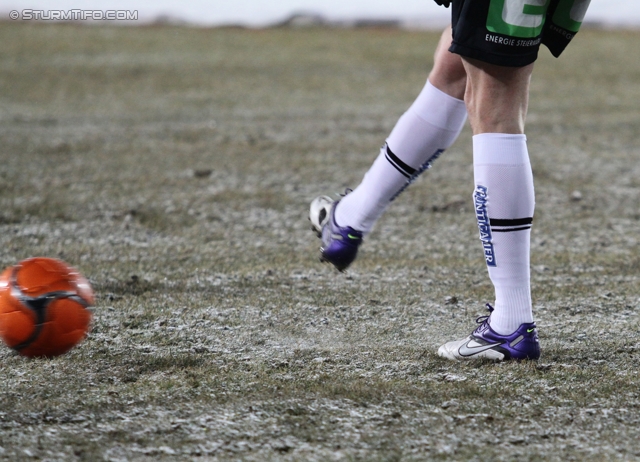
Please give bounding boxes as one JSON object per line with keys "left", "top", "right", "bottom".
{"left": 0, "top": 22, "right": 640, "bottom": 460}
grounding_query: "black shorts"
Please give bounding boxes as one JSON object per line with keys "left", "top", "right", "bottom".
{"left": 450, "top": 0, "right": 591, "bottom": 67}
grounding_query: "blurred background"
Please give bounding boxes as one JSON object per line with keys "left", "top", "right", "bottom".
{"left": 2, "top": 0, "right": 639, "bottom": 28}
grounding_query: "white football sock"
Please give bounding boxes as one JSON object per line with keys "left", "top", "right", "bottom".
{"left": 472, "top": 133, "right": 535, "bottom": 335}
{"left": 335, "top": 80, "right": 467, "bottom": 233}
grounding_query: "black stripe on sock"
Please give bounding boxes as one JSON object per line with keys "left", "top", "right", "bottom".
{"left": 385, "top": 153, "right": 409, "bottom": 178}
{"left": 490, "top": 217, "right": 533, "bottom": 227}
{"left": 385, "top": 145, "right": 416, "bottom": 178}
{"left": 492, "top": 226, "right": 532, "bottom": 233}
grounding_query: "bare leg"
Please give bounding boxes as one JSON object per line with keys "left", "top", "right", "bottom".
{"left": 461, "top": 57, "right": 533, "bottom": 135}
{"left": 429, "top": 26, "right": 466, "bottom": 100}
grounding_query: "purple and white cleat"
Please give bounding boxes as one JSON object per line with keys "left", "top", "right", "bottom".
{"left": 309, "top": 195, "right": 363, "bottom": 272}
{"left": 438, "top": 304, "right": 540, "bottom": 361}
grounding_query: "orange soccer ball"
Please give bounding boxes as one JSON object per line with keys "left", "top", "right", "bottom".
{"left": 0, "top": 257, "right": 94, "bottom": 358}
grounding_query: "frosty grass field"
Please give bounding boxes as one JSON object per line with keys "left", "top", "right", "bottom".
{"left": 1, "top": 22, "right": 640, "bottom": 461}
